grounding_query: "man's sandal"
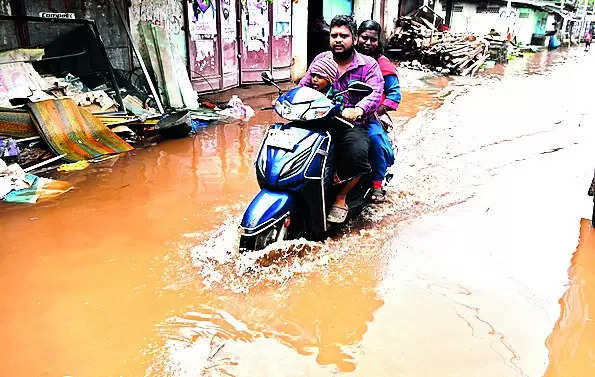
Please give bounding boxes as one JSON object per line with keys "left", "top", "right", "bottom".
{"left": 327, "top": 204, "right": 349, "bottom": 223}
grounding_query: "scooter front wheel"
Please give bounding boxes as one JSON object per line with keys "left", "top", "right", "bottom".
{"left": 239, "top": 216, "right": 291, "bottom": 253}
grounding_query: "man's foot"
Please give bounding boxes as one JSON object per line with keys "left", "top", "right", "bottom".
{"left": 370, "top": 188, "right": 386, "bottom": 203}
{"left": 327, "top": 204, "right": 349, "bottom": 223}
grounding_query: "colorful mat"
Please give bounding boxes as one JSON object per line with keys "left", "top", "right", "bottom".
{"left": 28, "top": 98, "right": 133, "bottom": 162}
{"left": 0, "top": 108, "right": 38, "bottom": 138}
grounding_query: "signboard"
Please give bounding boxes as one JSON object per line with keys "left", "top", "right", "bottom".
{"left": 39, "top": 12, "right": 75, "bottom": 19}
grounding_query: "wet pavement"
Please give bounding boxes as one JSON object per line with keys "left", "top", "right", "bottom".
{"left": 1, "top": 48, "right": 594, "bottom": 377}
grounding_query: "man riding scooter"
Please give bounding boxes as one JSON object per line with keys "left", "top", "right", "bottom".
{"left": 299, "top": 15, "right": 383, "bottom": 223}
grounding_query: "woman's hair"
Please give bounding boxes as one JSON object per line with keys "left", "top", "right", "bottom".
{"left": 357, "top": 20, "right": 384, "bottom": 56}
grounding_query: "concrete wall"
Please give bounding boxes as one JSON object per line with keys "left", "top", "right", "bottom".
{"left": 384, "top": 0, "right": 402, "bottom": 37}
{"left": 0, "top": 0, "right": 13, "bottom": 51}
{"left": 2, "top": 0, "right": 131, "bottom": 70}
{"left": 291, "top": 0, "right": 308, "bottom": 81}
{"left": 0, "top": 0, "right": 10, "bottom": 15}
{"left": 353, "top": 0, "right": 402, "bottom": 40}
{"left": 516, "top": 8, "right": 537, "bottom": 45}
{"left": 128, "top": 0, "right": 187, "bottom": 63}
{"left": 353, "top": 0, "right": 383, "bottom": 26}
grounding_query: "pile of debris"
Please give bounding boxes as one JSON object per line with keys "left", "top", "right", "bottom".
{"left": 0, "top": 17, "right": 254, "bottom": 205}
{"left": 387, "top": 16, "right": 490, "bottom": 76}
{"left": 485, "top": 35, "right": 508, "bottom": 64}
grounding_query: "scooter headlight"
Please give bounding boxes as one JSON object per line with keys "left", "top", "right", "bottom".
{"left": 275, "top": 100, "right": 311, "bottom": 121}
{"left": 301, "top": 106, "right": 332, "bottom": 120}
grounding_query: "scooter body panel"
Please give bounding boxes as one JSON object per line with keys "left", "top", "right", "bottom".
{"left": 241, "top": 189, "right": 296, "bottom": 233}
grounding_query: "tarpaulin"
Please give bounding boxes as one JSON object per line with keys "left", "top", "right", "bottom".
{"left": 28, "top": 98, "right": 133, "bottom": 162}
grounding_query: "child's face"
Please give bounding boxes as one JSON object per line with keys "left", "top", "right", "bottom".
{"left": 311, "top": 73, "right": 331, "bottom": 92}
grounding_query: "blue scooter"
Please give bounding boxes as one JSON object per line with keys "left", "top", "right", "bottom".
{"left": 239, "top": 72, "right": 374, "bottom": 252}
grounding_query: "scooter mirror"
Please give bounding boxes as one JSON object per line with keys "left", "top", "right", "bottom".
{"left": 347, "top": 81, "right": 373, "bottom": 96}
{"left": 261, "top": 71, "right": 274, "bottom": 85}
{"left": 261, "top": 71, "right": 283, "bottom": 95}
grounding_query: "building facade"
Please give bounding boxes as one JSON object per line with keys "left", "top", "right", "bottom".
{"left": 1, "top": 0, "right": 592, "bottom": 96}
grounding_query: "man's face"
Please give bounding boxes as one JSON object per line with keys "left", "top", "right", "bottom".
{"left": 330, "top": 25, "right": 354, "bottom": 58}
{"left": 357, "top": 29, "right": 379, "bottom": 56}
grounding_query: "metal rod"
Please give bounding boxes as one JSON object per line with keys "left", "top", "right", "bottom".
{"left": 15, "top": 136, "right": 41, "bottom": 143}
{"left": 88, "top": 22, "right": 125, "bottom": 115}
{"left": 0, "top": 50, "right": 87, "bottom": 66}
{"left": 110, "top": 0, "right": 165, "bottom": 114}
{"left": 23, "top": 154, "right": 66, "bottom": 172}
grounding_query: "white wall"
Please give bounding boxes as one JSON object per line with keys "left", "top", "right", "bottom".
{"left": 291, "top": 0, "right": 308, "bottom": 81}
{"left": 448, "top": 2, "right": 547, "bottom": 45}
{"left": 353, "top": 0, "right": 383, "bottom": 26}
{"left": 449, "top": 2, "right": 506, "bottom": 35}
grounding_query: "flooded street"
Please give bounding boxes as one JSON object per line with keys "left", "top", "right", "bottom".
{"left": 1, "top": 48, "right": 594, "bottom": 377}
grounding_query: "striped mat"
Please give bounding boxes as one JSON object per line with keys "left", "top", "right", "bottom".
{"left": 28, "top": 98, "right": 133, "bottom": 162}
{"left": 0, "top": 108, "right": 38, "bottom": 138}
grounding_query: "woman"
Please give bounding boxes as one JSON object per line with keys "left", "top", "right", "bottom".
{"left": 356, "top": 20, "right": 401, "bottom": 202}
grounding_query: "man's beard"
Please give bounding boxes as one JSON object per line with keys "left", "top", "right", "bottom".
{"left": 332, "top": 45, "right": 355, "bottom": 61}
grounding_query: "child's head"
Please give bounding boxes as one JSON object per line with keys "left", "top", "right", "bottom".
{"left": 309, "top": 58, "right": 338, "bottom": 93}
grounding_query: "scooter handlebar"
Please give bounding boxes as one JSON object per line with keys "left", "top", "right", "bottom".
{"left": 333, "top": 116, "right": 355, "bottom": 128}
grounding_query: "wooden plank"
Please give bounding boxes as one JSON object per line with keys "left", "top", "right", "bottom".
{"left": 139, "top": 22, "right": 167, "bottom": 107}
{"left": 110, "top": 1, "right": 163, "bottom": 113}
{"left": 169, "top": 43, "right": 199, "bottom": 109}
{"left": 151, "top": 25, "right": 184, "bottom": 109}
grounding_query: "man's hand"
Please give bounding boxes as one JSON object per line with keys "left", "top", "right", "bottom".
{"left": 341, "top": 107, "right": 364, "bottom": 121}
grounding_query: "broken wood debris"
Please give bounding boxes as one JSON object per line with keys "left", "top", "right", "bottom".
{"left": 387, "top": 16, "right": 492, "bottom": 76}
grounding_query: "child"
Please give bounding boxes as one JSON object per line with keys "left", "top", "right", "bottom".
{"left": 306, "top": 57, "right": 338, "bottom": 95}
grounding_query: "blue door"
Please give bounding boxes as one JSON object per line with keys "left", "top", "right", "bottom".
{"left": 323, "top": 0, "right": 353, "bottom": 23}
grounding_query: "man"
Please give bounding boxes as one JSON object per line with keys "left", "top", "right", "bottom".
{"left": 299, "top": 15, "right": 384, "bottom": 223}
{"left": 355, "top": 20, "right": 402, "bottom": 202}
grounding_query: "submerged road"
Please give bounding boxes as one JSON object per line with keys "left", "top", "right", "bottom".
{"left": 0, "top": 48, "right": 593, "bottom": 377}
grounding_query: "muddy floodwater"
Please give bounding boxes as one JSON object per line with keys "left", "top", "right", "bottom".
{"left": 545, "top": 219, "right": 595, "bottom": 377}
{"left": 1, "top": 48, "right": 594, "bottom": 377}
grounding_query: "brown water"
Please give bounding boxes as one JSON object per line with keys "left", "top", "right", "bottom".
{"left": 545, "top": 219, "right": 595, "bottom": 377}
{"left": 1, "top": 48, "right": 593, "bottom": 376}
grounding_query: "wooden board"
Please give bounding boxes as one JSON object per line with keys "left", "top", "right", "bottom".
{"left": 139, "top": 22, "right": 167, "bottom": 106}
{"left": 151, "top": 25, "right": 184, "bottom": 109}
